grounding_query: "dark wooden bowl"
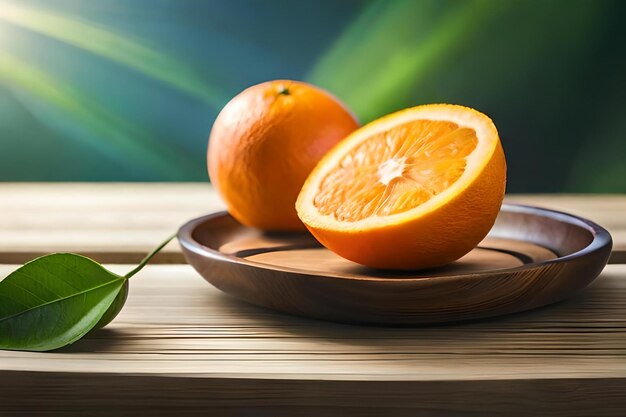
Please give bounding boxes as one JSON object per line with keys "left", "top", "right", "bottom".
{"left": 178, "top": 204, "right": 612, "bottom": 325}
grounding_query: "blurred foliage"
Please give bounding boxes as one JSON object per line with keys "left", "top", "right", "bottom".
{"left": 0, "top": 0, "right": 624, "bottom": 192}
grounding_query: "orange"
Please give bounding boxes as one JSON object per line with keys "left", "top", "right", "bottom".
{"left": 208, "top": 80, "right": 359, "bottom": 231}
{"left": 296, "top": 104, "right": 506, "bottom": 270}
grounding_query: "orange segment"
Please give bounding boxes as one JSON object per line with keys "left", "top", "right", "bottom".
{"left": 313, "top": 119, "right": 478, "bottom": 221}
{"left": 296, "top": 104, "right": 507, "bottom": 270}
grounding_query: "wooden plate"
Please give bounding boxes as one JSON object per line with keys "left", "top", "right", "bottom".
{"left": 178, "top": 204, "right": 612, "bottom": 325}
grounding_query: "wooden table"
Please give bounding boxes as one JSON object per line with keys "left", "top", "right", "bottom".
{"left": 1, "top": 183, "right": 625, "bottom": 416}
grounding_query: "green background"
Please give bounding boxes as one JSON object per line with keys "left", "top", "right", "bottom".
{"left": 0, "top": 0, "right": 624, "bottom": 192}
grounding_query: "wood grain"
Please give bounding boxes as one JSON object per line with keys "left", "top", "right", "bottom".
{"left": 507, "top": 194, "right": 626, "bottom": 263}
{"left": 1, "top": 264, "right": 626, "bottom": 415}
{"left": 0, "top": 183, "right": 623, "bottom": 264}
{"left": 1, "top": 373, "right": 625, "bottom": 417}
{"left": 0, "top": 183, "right": 224, "bottom": 264}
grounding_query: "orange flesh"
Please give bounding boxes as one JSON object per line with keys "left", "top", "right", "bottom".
{"left": 312, "top": 120, "right": 478, "bottom": 222}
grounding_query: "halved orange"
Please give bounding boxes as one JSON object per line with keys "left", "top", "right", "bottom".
{"left": 296, "top": 104, "right": 506, "bottom": 270}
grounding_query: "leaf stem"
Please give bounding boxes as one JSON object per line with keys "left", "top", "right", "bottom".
{"left": 125, "top": 234, "right": 176, "bottom": 279}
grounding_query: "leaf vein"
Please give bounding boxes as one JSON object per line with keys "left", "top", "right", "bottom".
{"left": 0, "top": 278, "right": 125, "bottom": 323}
{"left": 7, "top": 270, "right": 63, "bottom": 299}
{"left": 1, "top": 279, "right": 47, "bottom": 303}
{"left": 29, "top": 262, "right": 82, "bottom": 292}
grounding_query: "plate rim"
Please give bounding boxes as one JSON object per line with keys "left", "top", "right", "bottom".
{"left": 177, "top": 203, "right": 613, "bottom": 282}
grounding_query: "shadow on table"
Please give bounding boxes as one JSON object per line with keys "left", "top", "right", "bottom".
{"left": 203, "top": 269, "right": 623, "bottom": 351}
{"left": 55, "top": 328, "right": 128, "bottom": 353}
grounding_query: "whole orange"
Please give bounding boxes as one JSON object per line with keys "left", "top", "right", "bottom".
{"left": 208, "top": 80, "right": 359, "bottom": 231}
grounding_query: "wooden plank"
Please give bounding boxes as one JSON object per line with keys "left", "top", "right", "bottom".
{"left": 1, "top": 373, "right": 625, "bottom": 417}
{"left": 1, "top": 264, "right": 626, "bottom": 415}
{"left": 0, "top": 183, "right": 225, "bottom": 264}
{"left": 1, "top": 264, "right": 625, "bottom": 376}
{"left": 0, "top": 183, "right": 624, "bottom": 264}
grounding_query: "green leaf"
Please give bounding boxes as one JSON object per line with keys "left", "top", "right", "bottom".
{"left": 0, "top": 234, "right": 175, "bottom": 352}
{"left": 0, "top": 253, "right": 126, "bottom": 351}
